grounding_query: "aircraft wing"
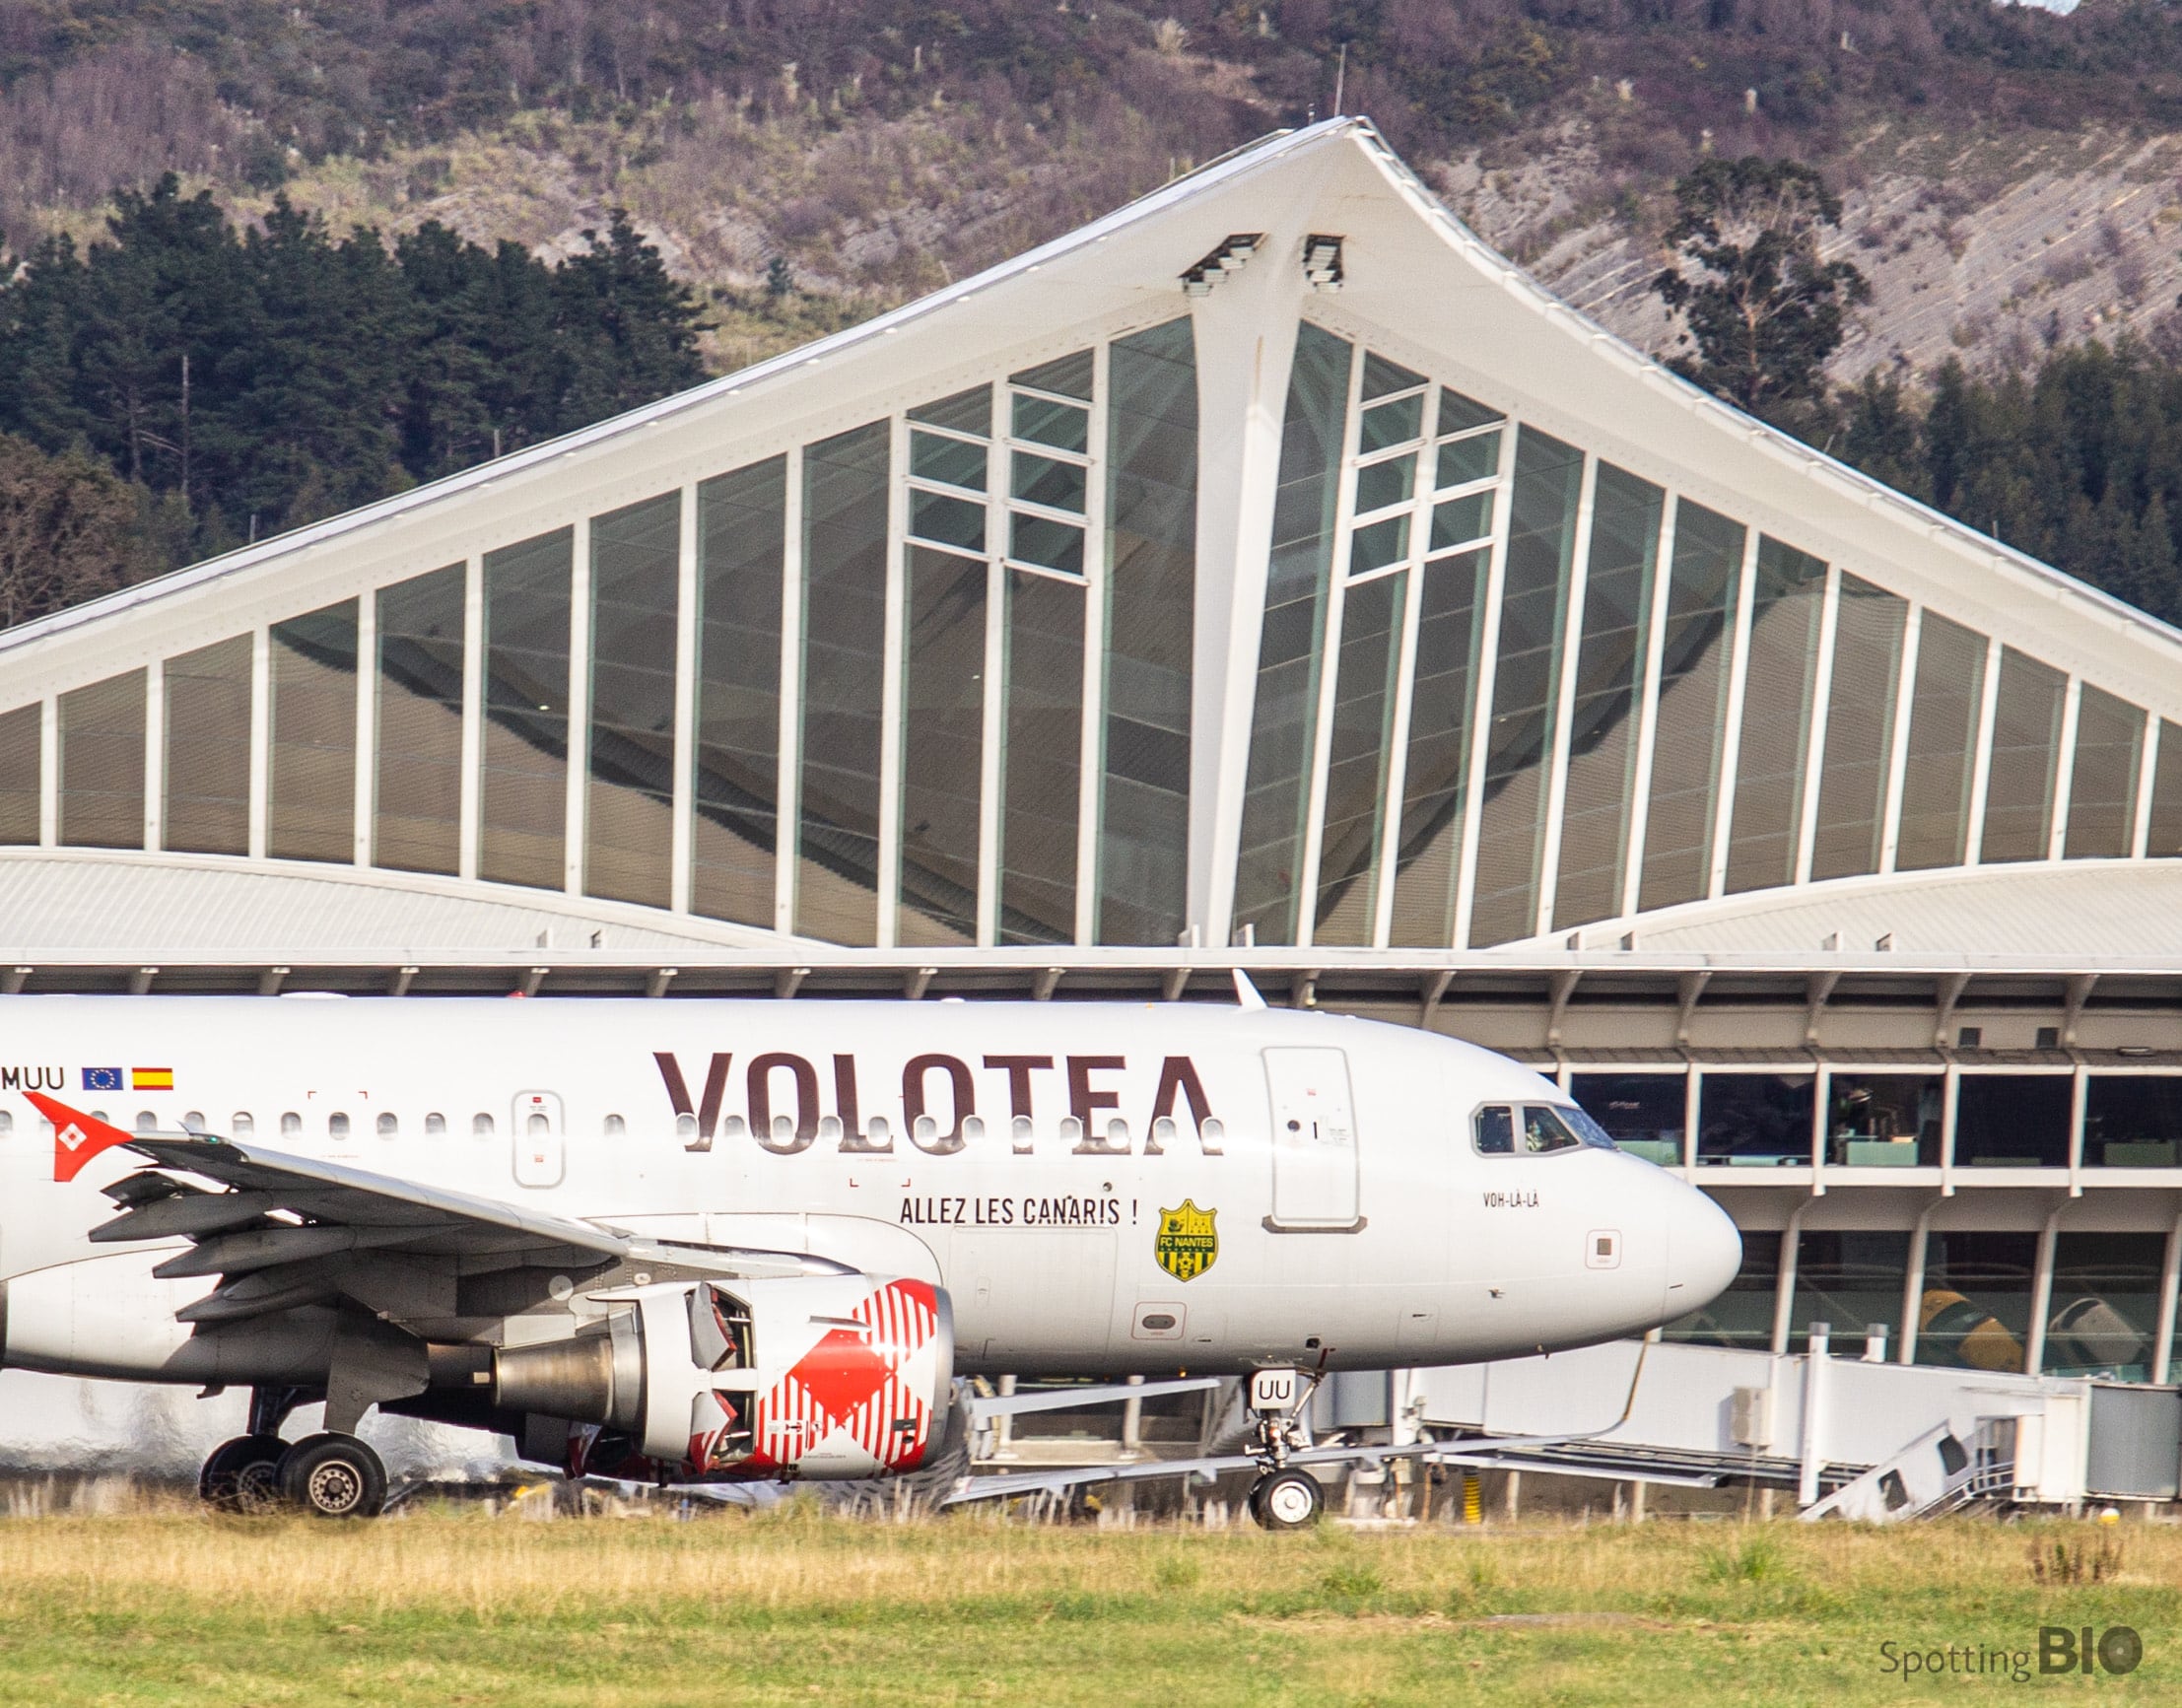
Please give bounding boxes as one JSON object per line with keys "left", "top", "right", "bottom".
{"left": 37, "top": 1095, "right": 846, "bottom": 1335}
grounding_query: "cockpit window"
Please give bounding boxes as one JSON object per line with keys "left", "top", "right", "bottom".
{"left": 1521, "top": 1106, "right": 1585, "bottom": 1154}
{"left": 1558, "top": 1105, "right": 1621, "bottom": 1152}
{"left": 1475, "top": 1103, "right": 1609, "bottom": 1156}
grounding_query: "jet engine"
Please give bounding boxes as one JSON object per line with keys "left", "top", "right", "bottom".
{"left": 489, "top": 1273, "right": 954, "bottom": 1482}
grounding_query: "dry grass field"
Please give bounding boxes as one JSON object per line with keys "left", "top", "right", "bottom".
{"left": 0, "top": 1504, "right": 2173, "bottom": 1704}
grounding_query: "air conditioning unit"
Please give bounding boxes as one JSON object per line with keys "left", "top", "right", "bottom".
{"left": 1731, "top": 1385, "right": 1774, "bottom": 1451}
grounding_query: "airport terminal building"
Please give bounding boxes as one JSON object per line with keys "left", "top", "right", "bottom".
{"left": 8, "top": 117, "right": 2182, "bottom": 1395}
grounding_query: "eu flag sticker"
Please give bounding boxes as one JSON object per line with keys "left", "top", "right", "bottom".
{"left": 82, "top": 1067, "right": 123, "bottom": 1092}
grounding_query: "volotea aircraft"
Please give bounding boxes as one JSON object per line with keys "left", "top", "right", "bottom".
{"left": 0, "top": 978, "right": 1739, "bottom": 1526}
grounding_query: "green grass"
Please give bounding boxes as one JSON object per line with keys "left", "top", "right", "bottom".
{"left": 0, "top": 1505, "right": 2171, "bottom": 1704}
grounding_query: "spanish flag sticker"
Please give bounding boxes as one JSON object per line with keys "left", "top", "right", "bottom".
{"left": 131, "top": 1067, "right": 173, "bottom": 1091}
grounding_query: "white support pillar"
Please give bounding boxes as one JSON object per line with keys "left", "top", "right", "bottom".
{"left": 2132, "top": 714, "right": 2159, "bottom": 860}
{"left": 1452, "top": 418, "right": 1521, "bottom": 948}
{"left": 1617, "top": 493, "right": 1677, "bottom": 921}
{"left": 353, "top": 589, "right": 375, "bottom": 867}
{"left": 458, "top": 553, "right": 484, "bottom": 882}
{"left": 1898, "top": 1197, "right": 1943, "bottom": 1365}
{"left": 875, "top": 412, "right": 910, "bottom": 949}
{"left": 1706, "top": 528, "right": 1761, "bottom": 899}
{"left": 1962, "top": 635, "right": 2004, "bottom": 865}
{"left": 564, "top": 513, "right": 592, "bottom": 898}
{"left": 1791, "top": 565, "right": 1842, "bottom": 887}
{"left": 670, "top": 481, "right": 700, "bottom": 914}
{"left": 1186, "top": 235, "right": 1308, "bottom": 948}
{"left": 248, "top": 626, "right": 271, "bottom": 861}
{"left": 37, "top": 696, "right": 57, "bottom": 847}
{"left": 2048, "top": 677, "right": 2082, "bottom": 862}
{"left": 1877, "top": 603, "right": 1921, "bottom": 874}
{"left": 776, "top": 447, "right": 806, "bottom": 937}
{"left": 975, "top": 383, "right": 1007, "bottom": 947}
{"left": 2023, "top": 1201, "right": 2065, "bottom": 1378}
{"left": 2152, "top": 1210, "right": 2182, "bottom": 1386}
{"left": 1797, "top": 1321, "right": 1828, "bottom": 1508}
{"left": 1073, "top": 348, "right": 1110, "bottom": 949}
{"left": 142, "top": 656, "right": 164, "bottom": 853}
{"left": 1293, "top": 348, "right": 1367, "bottom": 949}
{"left": 1769, "top": 1196, "right": 1815, "bottom": 1356}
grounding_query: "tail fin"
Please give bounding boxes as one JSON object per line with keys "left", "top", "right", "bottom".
{"left": 28, "top": 1093, "right": 135, "bottom": 1184}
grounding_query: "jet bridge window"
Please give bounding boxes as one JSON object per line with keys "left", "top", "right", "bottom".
{"left": 1472, "top": 1104, "right": 1591, "bottom": 1156}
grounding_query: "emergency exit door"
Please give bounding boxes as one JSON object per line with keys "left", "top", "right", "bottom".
{"left": 1263, "top": 1048, "right": 1360, "bottom": 1228}
{"left": 512, "top": 1090, "right": 565, "bottom": 1189}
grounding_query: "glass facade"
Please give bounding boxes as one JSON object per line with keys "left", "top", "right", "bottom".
{"left": 1954, "top": 1073, "right": 2073, "bottom": 1168}
{"left": 164, "top": 635, "right": 252, "bottom": 856}
{"left": 1791, "top": 1231, "right": 1912, "bottom": 1354}
{"left": 1696, "top": 1071, "right": 1814, "bottom": 1166}
{"left": 269, "top": 599, "right": 358, "bottom": 863}
{"left": 694, "top": 458, "right": 784, "bottom": 928}
{"left": 480, "top": 529, "right": 573, "bottom": 889}
{"left": 375, "top": 567, "right": 464, "bottom": 875}
{"left": 59, "top": 670, "right": 144, "bottom": 849}
{"left": 2084, "top": 1075, "right": 2182, "bottom": 1167}
{"left": 1917, "top": 1230, "right": 2036, "bottom": 1373}
{"left": 0, "top": 308, "right": 2171, "bottom": 961}
{"left": 796, "top": 421, "right": 890, "bottom": 944}
{"left": 586, "top": 492, "right": 680, "bottom": 908}
{"left": 1235, "top": 324, "right": 1351, "bottom": 944}
{"left": 1099, "top": 317, "right": 1195, "bottom": 947}
{"left": 1665, "top": 1229, "right": 1779, "bottom": 1351}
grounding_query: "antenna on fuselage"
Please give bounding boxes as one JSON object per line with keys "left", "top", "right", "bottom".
{"left": 1231, "top": 968, "right": 1268, "bottom": 1011}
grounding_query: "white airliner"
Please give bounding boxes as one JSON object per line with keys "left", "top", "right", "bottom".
{"left": 0, "top": 985, "right": 1739, "bottom": 1526}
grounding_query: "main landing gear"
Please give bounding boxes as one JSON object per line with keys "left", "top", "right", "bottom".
{"left": 1243, "top": 1367, "right": 1326, "bottom": 1532}
{"left": 199, "top": 1387, "right": 387, "bottom": 1519}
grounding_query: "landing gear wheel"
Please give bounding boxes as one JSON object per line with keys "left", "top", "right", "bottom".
{"left": 200, "top": 1434, "right": 288, "bottom": 1513}
{"left": 1253, "top": 1468, "right": 1324, "bottom": 1531}
{"left": 277, "top": 1433, "right": 386, "bottom": 1519}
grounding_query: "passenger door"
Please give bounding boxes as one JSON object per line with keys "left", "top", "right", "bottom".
{"left": 1263, "top": 1047, "right": 1360, "bottom": 1228}
{"left": 512, "top": 1089, "right": 565, "bottom": 1189}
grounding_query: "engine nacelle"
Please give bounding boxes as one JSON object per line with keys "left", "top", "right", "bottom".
{"left": 495, "top": 1272, "right": 953, "bottom": 1481}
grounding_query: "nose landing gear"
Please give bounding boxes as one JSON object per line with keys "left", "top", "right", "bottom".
{"left": 1243, "top": 1367, "right": 1326, "bottom": 1531}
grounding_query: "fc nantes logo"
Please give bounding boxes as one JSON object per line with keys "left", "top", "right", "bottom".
{"left": 1154, "top": 1200, "right": 1218, "bottom": 1283}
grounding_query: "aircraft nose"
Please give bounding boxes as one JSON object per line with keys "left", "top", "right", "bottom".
{"left": 1667, "top": 1185, "right": 1741, "bottom": 1314}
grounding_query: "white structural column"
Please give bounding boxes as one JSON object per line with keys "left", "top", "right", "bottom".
{"left": 142, "top": 658, "right": 163, "bottom": 852}
{"left": 1792, "top": 564, "right": 1842, "bottom": 887}
{"left": 563, "top": 512, "right": 592, "bottom": 897}
{"left": 1189, "top": 230, "right": 1311, "bottom": 947}
{"left": 1876, "top": 603, "right": 1922, "bottom": 874}
{"left": 457, "top": 553, "right": 484, "bottom": 881}
{"left": 2047, "top": 677, "right": 2082, "bottom": 861}
{"left": 1616, "top": 493, "right": 1677, "bottom": 922}
{"left": 353, "top": 590, "right": 375, "bottom": 866}
{"left": 669, "top": 481, "right": 700, "bottom": 913}
{"left": 37, "top": 696, "right": 56, "bottom": 847}
{"left": 1452, "top": 419, "right": 1522, "bottom": 948}
{"left": 2153, "top": 1211, "right": 2182, "bottom": 1386}
{"left": 1706, "top": 528, "right": 1761, "bottom": 899}
{"left": 1534, "top": 453, "right": 1600, "bottom": 937}
{"left": 2132, "top": 714, "right": 2159, "bottom": 859}
{"left": 1961, "top": 635, "right": 2005, "bottom": 866}
{"left": 875, "top": 412, "right": 911, "bottom": 948}
{"left": 247, "top": 626, "right": 271, "bottom": 861}
{"left": 1074, "top": 345, "right": 1113, "bottom": 948}
{"left": 1293, "top": 346, "right": 1368, "bottom": 948}
{"left": 775, "top": 447, "right": 806, "bottom": 936}
{"left": 974, "top": 380, "right": 1007, "bottom": 946}
{"left": 2022, "top": 1202, "right": 2065, "bottom": 1377}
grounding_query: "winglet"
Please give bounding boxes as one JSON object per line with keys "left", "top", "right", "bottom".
{"left": 29, "top": 1092, "right": 137, "bottom": 1184}
{"left": 1231, "top": 969, "right": 1268, "bottom": 1011}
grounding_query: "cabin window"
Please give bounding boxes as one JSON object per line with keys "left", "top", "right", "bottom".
{"left": 425, "top": 1112, "right": 446, "bottom": 1135}
{"left": 376, "top": 1113, "right": 398, "bottom": 1137}
{"left": 232, "top": 1113, "right": 253, "bottom": 1137}
{"left": 0, "top": 1111, "right": 12, "bottom": 1135}
{"left": 328, "top": 1113, "right": 351, "bottom": 1137}
{"left": 280, "top": 1112, "right": 302, "bottom": 1136}
{"left": 603, "top": 1113, "right": 626, "bottom": 1136}
{"left": 526, "top": 1112, "right": 550, "bottom": 1136}
{"left": 473, "top": 1113, "right": 495, "bottom": 1135}
{"left": 134, "top": 1111, "right": 156, "bottom": 1133}
{"left": 674, "top": 1112, "right": 699, "bottom": 1141}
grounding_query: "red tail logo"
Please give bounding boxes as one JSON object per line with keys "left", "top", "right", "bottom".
{"left": 30, "top": 1093, "right": 136, "bottom": 1184}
